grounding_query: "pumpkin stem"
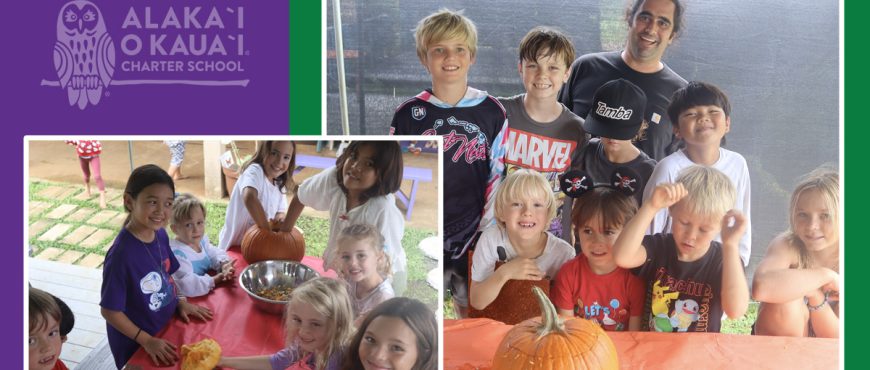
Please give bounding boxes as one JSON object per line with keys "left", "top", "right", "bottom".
{"left": 532, "top": 286, "right": 565, "bottom": 338}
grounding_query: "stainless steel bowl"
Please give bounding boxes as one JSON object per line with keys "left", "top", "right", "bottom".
{"left": 238, "top": 260, "right": 320, "bottom": 314}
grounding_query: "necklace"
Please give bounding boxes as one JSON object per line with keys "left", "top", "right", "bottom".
{"left": 135, "top": 229, "right": 169, "bottom": 282}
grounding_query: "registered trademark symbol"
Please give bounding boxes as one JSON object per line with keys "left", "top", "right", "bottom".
{"left": 105, "top": 91, "right": 111, "bottom": 97}
{"left": 245, "top": 50, "right": 250, "bottom": 56}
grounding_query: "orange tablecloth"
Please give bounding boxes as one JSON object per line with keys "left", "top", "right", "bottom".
{"left": 444, "top": 319, "right": 839, "bottom": 370}
{"left": 128, "top": 247, "right": 337, "bottom": 369}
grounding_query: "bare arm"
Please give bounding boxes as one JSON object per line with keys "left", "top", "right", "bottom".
{"left": 242, "top": 187, "right": 270, "bottom": 230}
{"left": 751, "top": 236, "right": 839, "bottom": 303}
{"left": 805, "top": 289, "right": 840, "bottom": 338}
{"left": 613, "top": 183, "right": 687, "bottom": 268}
{"left": 628, "top": 316, "right": 642, "bottom": 331}
{"left": 557, "top": 308, "right": 574, "bottom": 318}
{"left": 217, "top": 355, "right": 273, "bottom": 370}
{"left": 719, "top": 210, "right": 749, "bottom": 319}
{"left": 278, "top": 196, "right": 305, "bottom": 232}
{"left": 101, "top": 308, "right": 179, "bottom": 366}
{"left": 469, "top": 258, "right": 543, "bottom": 310}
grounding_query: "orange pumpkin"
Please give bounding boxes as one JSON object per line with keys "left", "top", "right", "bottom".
{"left": 492, "top": 286, "right": 619, "bottom": 370}
{"left": 468, "top": 250, "right": 551, "bottom": 325}
{"left": 241, "top": 221, "right": 305, "bottom": 263}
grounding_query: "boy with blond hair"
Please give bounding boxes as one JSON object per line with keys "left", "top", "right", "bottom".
{"left": 643, "top": 81, "right": 752, "bottom": 266}
{"left": 470, "top": 169, "right": 574, "bottom": 312}
{"left": 499, "top": 26, "right": 586, "bottom": 241}
{"left": 613, "top": 166, "right": 749, "bottom": 332}
{"left": 169, "top": 193, "right": 235, "bottom": 297}
{"left": 390, "top": 9, "right": 508, "bottom": 316}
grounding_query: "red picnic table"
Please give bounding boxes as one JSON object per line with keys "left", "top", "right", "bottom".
{"left": 444, "top": 319, "right": 839, "bottom": 370}
{"left": 127, "top": 247, "right": 337, "bottom": 369}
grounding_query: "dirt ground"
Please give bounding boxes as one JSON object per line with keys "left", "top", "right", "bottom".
{"left": 27, "top": 140, "right": 439, "bottom": 232}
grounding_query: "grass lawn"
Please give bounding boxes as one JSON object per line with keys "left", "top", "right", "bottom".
{"left": 28, "top": 180, "right": 438, "bottom": 311}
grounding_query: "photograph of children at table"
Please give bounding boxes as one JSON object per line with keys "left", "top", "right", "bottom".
{"left": 27, "top": 139, "right": 440, "bottom": 369}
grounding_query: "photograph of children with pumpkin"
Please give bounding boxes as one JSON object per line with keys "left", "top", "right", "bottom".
{"left": 27, "top": 139, "right": 440, "bottom": 370}
{"left": 343, "top": 0, "right": 837, "bottom": 367}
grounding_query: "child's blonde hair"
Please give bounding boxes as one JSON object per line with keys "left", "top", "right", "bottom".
{"left": 170, "top": 193, "right": 206, "bottom": 226}
{"left": 674, "top": 166, "right": 736, "bottom": 220}
{"left": 30, "top": 287, "right": 61, "bottom": 334}
{"left": 241, "top": 141, "right": 297, "bottom": 193}
{"left": 286, "top": 277, "right": 354, "bottom": 370}
{"left": 785, "top": 166, "right": 839, "bottom": 269}
{"left": 336, "top": 223, "right": 392, "bottom": 277}
{"left": 495, "top": 168, "right": 558, "bottom": 227}
{"left": 414, "top": 9, "right": 478, "bottom": 62}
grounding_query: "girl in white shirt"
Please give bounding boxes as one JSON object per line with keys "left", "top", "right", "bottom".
{"left": 282, "top": 141, "right": 407, "bottom": 295}
{"left": 218, "top": 141, "right": 296, "bottom": 250}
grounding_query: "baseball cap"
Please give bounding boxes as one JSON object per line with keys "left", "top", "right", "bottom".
{"left": 582, "top": 78, "right": 647, "bottom": 140}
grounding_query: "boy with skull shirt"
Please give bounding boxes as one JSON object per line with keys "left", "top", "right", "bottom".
{"left": 574, "top": 79, "right": 657, "bottom": 207}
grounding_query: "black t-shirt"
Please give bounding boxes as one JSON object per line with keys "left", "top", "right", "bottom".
{"left": 574, "top": 138, "right": 657, "bottom": 205}
{"left": 558, "top": 51, "right": 687, "bottom": 161}
{"left": 390, "top": 88, "right": 507, "bottom": 259}
{"left": 635, "top": 233, "right": 725, "bottom": 333}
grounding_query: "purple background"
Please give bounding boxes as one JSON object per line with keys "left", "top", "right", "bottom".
{"left": 7, "top": 0, "right": 290, "bottom": 365}
{"left": 7, "top": 0, "right": 289, "bottom": 132}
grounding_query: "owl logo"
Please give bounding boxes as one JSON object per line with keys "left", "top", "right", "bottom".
{"left": 53, "top": 0, "right": 115, "bottom": 110}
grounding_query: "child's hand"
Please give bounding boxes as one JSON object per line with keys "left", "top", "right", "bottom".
{"left": 649, "top": 183, "right": 687, "bottom": 210}
{"left": 221, "top": 259, "right": 237, "bottom": 276}
{"left": 177, "top": 300, "right": 213, "bottom": 323}
{"left": 142, "top": 336, "right": 178, "bottom": 366}
{"left": 213, "top": 271, "right": 232, "bottom": 285}
{"left": 498, "top": 258, "right": 544, "bottom": 281}
{"left": 720, "top": 209, "right": 747, "bottom": 248}
{"left": 820, "top": 268, "right": 840, "bottom": 301}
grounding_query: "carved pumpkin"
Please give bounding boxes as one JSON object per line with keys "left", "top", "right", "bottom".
{"left": 492, "top": 286, "right": 619, "bottom": 370}
{"left": 241, "top": 221, "right": 305, "bottom": 263}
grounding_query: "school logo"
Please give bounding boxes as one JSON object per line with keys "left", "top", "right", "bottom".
{"left": 411, "top": 105, "right": 426, "bottom": 120}
{"left": 42, "top": 1, "right": 250, "bottom": 110}
{"left": 52, "top": 0, "right": 116, "bottom": 110}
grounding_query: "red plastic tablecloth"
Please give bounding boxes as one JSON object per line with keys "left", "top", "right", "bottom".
{"left": 444, "top": 319, "right": 839, "bottom": 370}
{"left": 127, "top": 247, "right": 337, "bottom": 369}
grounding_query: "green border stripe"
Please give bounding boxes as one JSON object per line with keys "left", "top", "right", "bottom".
{"left": 846, "top": 0, "right": 863, "bottom": 368}
{"left": 289, "top": 1, "right": 322, "bottom": 135}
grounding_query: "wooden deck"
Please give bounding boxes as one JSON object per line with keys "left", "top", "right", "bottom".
{"left": 29, "top": 258, "right": 109, "bottom": 369}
